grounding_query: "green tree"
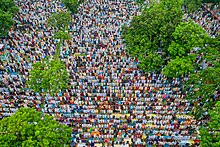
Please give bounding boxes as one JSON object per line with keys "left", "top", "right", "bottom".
{"left": 162, "top": 20, "right": 210, "bottom": 78}
{"left": 62, "top": 0, "right": 84, "bottom": 14}
{"left": 200, "top": 101, "right": 220, "bottom": 146}
{"left": 0, "top": 10, "right": 14, "bottom": 36}
{"left": 138, "top": 53, "right": 164, "bottom": 72}
{"left": 0, "top": 0, "right": 18, "bottom": 36}
{"left": 123, "top": 0, "right": 219, "bottom": 122}
{"left": 202, "top": 0, "right": 220, "bottom": 3}
{"left": 54, "top": 31, "right": 71, "bottom": 58}
{"left": 168, "top": 20, "right": 210, "bottom": 58}
{"left": 183, "top": 39, "right": 220, "bottom": 119}
{"left": 47, "top": 12, "right": 71, "bottom": 59}
{"left": 151, "top": 16, "right": 219, "bottom": 120}
{"left": 47, "top": 12, "right": 71, "bottom": 31}
{"left": 184, "top": 67, "right": 220, "bottom": 119}
{"left": 28, "top": 12, "right": 71, "bottom": 98}
{"left": 162, "top": 56, "right": 195, "bottom": 78}
{"left": 27, "top": 58, "right": 69, "bottom": 96}
{"left": 54, "top": 31, "right": 71, "bottom": 41}
{"left": 0, "top": 107, "right": 72, "bottom": 147}
{"left": 136, "top": 0, "right": 145, "bottom": 5}
{"left": 0, "top": 0, "right": 19, "bottom": 14}
{"left": 183, "top": 0, "right": 202, "bottom": 13}
{"left": 122, "top": 0, "right": 183, "bottom": 72}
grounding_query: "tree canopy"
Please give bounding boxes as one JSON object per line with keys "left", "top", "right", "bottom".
{"left": 183, "top": 51, "right": 220, "bottom": 119}
{"left": 47, "top": 12, "right": 71, "bottom": 31}
{"left": 61, "top": 0, "right": 84, "bottom": 14}
{"left": 0, "top": 0, "right": 19, "bottom": 14}
{"left": 123, "top": 0, "right": 220, "bottom": 121}
{"left": 183, "top": 0, "right": 202, "bottom": 13}
{"left": 0, "top": 107, "right": 72, "bottom": 147}
{"left": 27, "top": 58, "right": 69, "bottom": 96}
{"left": 168, "top": 19, "right": 210, "bottom": 58}
{"left": 54, "top": 30, "right": 71, "bottom": 59}
{"left": 54, "top": 31, "right": 71, "bottom": 40}
{"left": 202, "top": 0, "right": 220, "bottom": 3}
{"left": 47, "top": 12, "right": 71, "bottom": 59}
{"left": 200, "top": 101, "right": 220, "bottom": 146}
{"left": 163, "top": 56, "right": 195, "bottom": 78}
{"left": 0, "top": 0, "right": 18, "bottom": 36}
{"left": 122, "top": 0, "right": 183, "bottom": 72}
{"left": 162, "top": 19, "right": 210, "bottom": 78}
{"left": 27, "top": 12, "right": 71, "bottom": 97}
{"left": 178, "top": 35, "right": 219, "bottom": 119}
{"left": 0, "top": 10, "right": 14, "bottom": 37}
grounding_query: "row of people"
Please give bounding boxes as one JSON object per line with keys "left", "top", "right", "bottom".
{"left": 2, "top": 0, "right": 218, "bottom": 146}
{"left": 189, "top": 4, "right": 219, "bottom": 38}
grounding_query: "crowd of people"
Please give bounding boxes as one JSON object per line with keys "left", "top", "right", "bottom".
{"left": 0, "top": 0, "right": 218, "bottom": 146}
{"left": 189, "top": 3, "right": 219, "bottom": 38}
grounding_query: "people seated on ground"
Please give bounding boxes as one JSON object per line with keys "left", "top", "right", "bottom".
{"left": 1, "top": 0, "right": 218, "bottom": 146}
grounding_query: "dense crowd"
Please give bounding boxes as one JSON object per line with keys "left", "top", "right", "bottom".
{"left": 0, "top": 0, "right": 218, "bottom": 146}
{"left": 189, "top": 3, "right": 219, "bottom": 38}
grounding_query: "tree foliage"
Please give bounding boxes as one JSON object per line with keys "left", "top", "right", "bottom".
{"left": 47, "top": 12, "right": 71, "bottom": 59}
{"left": 184, "top": 67, "right": 220, "bottom": 119}
{"left": 27, "top": 12, "right": 71, "bottom": 97}
{"left": 168, "top": 19, "right": 210, "bottom": 58}
{"left": 138, "top": 53, "right": 164, "bottom": 72}
{"left": 47, "top": 12, "right": 71, "bottom": 31}
{"left": 0, "top": 0, "right": 18, "bottom": 36}
{"left": 54, "top": 31, "right": 71, "bottom": 40}
{"left": 122, "top": 0, "right": 183, "bottom": 72}
{"left": 0, "top": 10, "right": 14, "bottom": 36}
{"left": 200, "top": 101, "right": 220, "bottom": 146}
{"left": 123, "top": 0, "right": 220, "bottom": 121}
{"left": 163, "top": 56, "right": 195, "bottom": 77}
{"left": 0, "top": 107, "right": 72, "bottom": 147}
{"left": 162, "top": 20, "right": 211, "bottom": 78}
{"left": 0, "top": 0, "right": 19, "bottom": 14}
{"left": 27, "top": 58, "right": 69, "bottom": 96}
{"left": 61, "top": 0, "right": 84, "bottom": 14}
{"left": 182, "top": 37, "right": 220, "bottom": 119}
{"left": 202, "top": 0, "right": 220, "bottom": 4}
{"left": 54, "top": 31, "right": 71, "bottom": 59}
{"left": 183, "top": 0, "right": 202, "bottom": 13}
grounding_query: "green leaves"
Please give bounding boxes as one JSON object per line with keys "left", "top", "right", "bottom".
{"left": 28, "top": 12, "right": 71, "bottom": 96}
{"left": 163, "top": 19, "right": 216, "bottom": 78}
{"left": 135, "top": 0, "right": 145, "bottom": 6}
{"left": 183, "top": 66, "right": 220, "bottom": 119}
{"left": 27, "top": 60, "right": 47, "bottom": 94}
{"left": 0, "top": 9, "right": 14, "bottom": 36}
{"left": 47, "top": 12, "right": 71, "bottom": 59}
{"left": 0, "top": 107, "right": 72, "bottom": 147}
{"left": 0, "top": 0, "right": 18, "bottom": 36}
{"left": 168, "top": 20, "right": 210, "bottom": 58}
{"left": 54, "top": 31, "right": 71, "bottom": 40}
{"left": 183, "top": 0, "right": 202, "bottom": 13}
{"left": 47, "top": 12, "right": 71, "bottom": 31}
{"left": 138, "top": 53, "right": 164, "bottom": 72}
{"left": 123, "top": 0, "right": 219, "bottom": 125}
{"left": 163, "top": 56, "right": 194, "bottom": 78}
{"left": 200, "top": 101, "right": 220, "bottom": 146}
{"left": 62, "top": 0, "right": 83, "bottom": 14}
{"left": 0, "top": 0, "right": 19, "bottom": 15}
{"left": 27, "top": 58, "right": 69, "bottom": 96}
{"left": 122, "top": 0, "right": 183, "bottom": 72}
